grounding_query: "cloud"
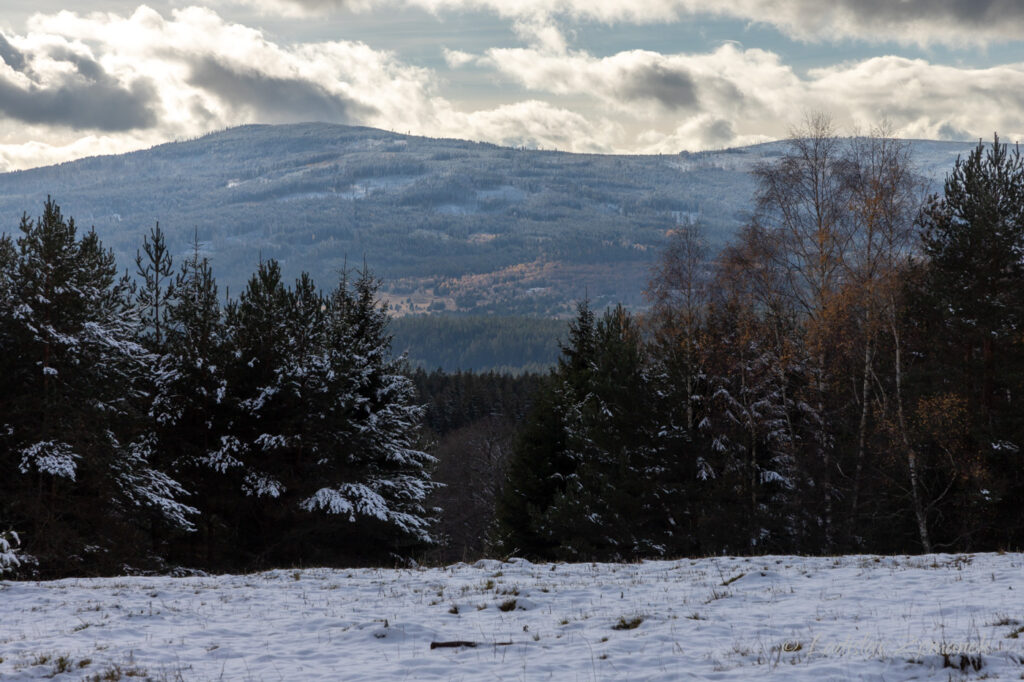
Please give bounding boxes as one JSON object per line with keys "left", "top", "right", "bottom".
{"left": 613, "top": 63, "right": 699, "bottom": 110}
{"left": 0, "top": 34, "right": 27, "bottom": 72}
{"left": 440, "top": 100, "right": 616, "bottom": 152}
{"left": 0, "top": 40, "right": 158, "bottom": 131}
{"left": 186, "top": 56, "right": 375, "bottom": 124}
{"left": 804, "top": 56, "right": 1024, "bottom": 141}
{"left": 729, "top": 0, "right": 1024, "bottom": 46}
{"left": 0, "top": 5, "right": 621, "bottom": 168}
{"left": 442, "top": 48, "right": 475, "bottom": 68}
{"left": 480, "top": 45, "right": 770, "bottom": 123}
{"left": 0, "top": 133, "right": 160, "bottom": 174}
{"left": 468, "top": 42, "right": 1024, "bottom": 151}
{"left": 5, "top": 4, "right": 1024, "bottom": 171}
{"left": 0, "top": 6, "right": 442, "bottom": 168}
{"left": 211, "top": 0, "right": 370, "bottom": 18}
{"left": 211, "top": 0, "right": 1024, "bottom": 46}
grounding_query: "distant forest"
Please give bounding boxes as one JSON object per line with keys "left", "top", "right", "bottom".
{"left": 391, "top": 315, "right": 565, "bottom": 374}
{"left": 2, "top": 126, "right": 1024, "bottom": 577}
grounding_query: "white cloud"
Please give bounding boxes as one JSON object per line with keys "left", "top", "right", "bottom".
{"left": 437, "top": 100, "right": 617, "bottom": 152}
{"left": 442, "top": 48, "right": 475, "bottom": 68}
{"left": 0, "top": 133, "right": 161, "bottom": 173}
{"left": 0, "top": 6, "right": 441, "bottom": 168}
{"left": 3, "top": 4, "right": 1024, "bottom": 171}
{"left": 465, "top": 42, "right": 1024, "bottom": 150}
{"left": 212, "top": 0, "right": 1024, "bottom": 47}
{"left": 210, "top": 0, "right": 374, "bottom": 18}
{"left": 0, "top": 6, "right": 623, "bottom": 168}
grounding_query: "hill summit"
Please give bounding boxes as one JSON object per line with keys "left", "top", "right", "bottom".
{"left": 0, "top": 124, "right": 976, "bottom": 316}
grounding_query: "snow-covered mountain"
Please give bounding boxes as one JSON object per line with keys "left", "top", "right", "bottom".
{"left": 0, "top": 124, "right": 979, "bottom": 316}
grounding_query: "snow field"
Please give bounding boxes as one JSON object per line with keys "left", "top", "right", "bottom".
{"left": 1, "top": 553, "right": 1023, "bottom": 680}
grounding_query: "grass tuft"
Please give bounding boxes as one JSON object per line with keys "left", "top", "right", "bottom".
{"left": 721, "top": 572, "right": 746, "bottom": 586}
{"left": 612, "top": 616, "right": 644, "bottom": 630}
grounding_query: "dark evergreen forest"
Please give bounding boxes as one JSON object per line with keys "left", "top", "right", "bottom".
{"left": 2, "top": 128, "right": 1023, "bottom": 577}
{"left": 497, "top": 127, "right": 1024, "bottom": 560}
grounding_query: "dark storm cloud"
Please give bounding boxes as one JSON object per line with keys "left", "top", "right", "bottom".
{"left": 704, "top": 118, "right": 734, "bottom": 145}
{"left": 0, "top": 34, "right": 27, "bottom": 72}
{"left": 775, "top": 0, "right": 1024, "bottom": 41}
{"left": 187, "top": 57, "right": 376, "bottom": 124}
{"left": 838, "top": 0, "right": 1024, "bottom": 25}
{"left": 0, "top": 47, "right": 158, "bottom": 131}
{"left": 616, "top": 63, "right": 698, "bottom": 110}
{"left": 47, "top": 47, "right": 108, "bottom": 82}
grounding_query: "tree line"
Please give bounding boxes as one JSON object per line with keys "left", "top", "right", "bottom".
{"left": 4, "top": 120, "right": 1023, "bottom": 576}
{"left": 391, "top": 316, "right": 565, "bottom": 374}
{"left": 495, "top": 121, "right": 1024, "bottom": 560}
{"left": 0, "top": 201, "right": 434, "bottom": 576}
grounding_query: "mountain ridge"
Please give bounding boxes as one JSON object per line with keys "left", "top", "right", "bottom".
{"left": 0, "top": 123, "right": 978, "bottom": 316}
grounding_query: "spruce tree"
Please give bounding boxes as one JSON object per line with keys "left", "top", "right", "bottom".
{"left": 217, "top": 261, "right": 436, "bottom": 565}
{"left": 493, "top": 301, "right": 594, "bottom": 558}
{"left": 492, "top": 380, "right": 567, "bottom": 558}
{"left": 918, "top": 135, "right": 1024, "bottom": 418}
{"left": 134, "top": 223, "right": 175, "bottom": 351}
{"left": 914, "top": 135, "right": 1024, "bottom": 547}
{"left": 151, "top": 236, "right": 233, "bottom": 566}
{"left": 300, "top": 266, "right": 436, "bottom": 560}
{"left": 0, "top": 199, "right": 193, "bottom": 575}
{"left": 496, "top": 302, "right": 700, "bottom": 561}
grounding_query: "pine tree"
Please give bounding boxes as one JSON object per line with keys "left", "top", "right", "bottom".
{"left": 702, "top": 294, "right": 800, "bottom": 553}
{"left": 493, "top": 301, "right": 593, "bottom": 558}
{"left": 0, "top": 199, "right": 194, "bottom": 575}
{"left": 0, "top": 530, "right": 23, "bottom": 576}
{"left": 544, "top": 305, "right": 668, "bottom": 560}
{"left": 217, "top": 261, "right": 436, "bottom": 565}
{"left": 134, "top": 223, "right": 175, "bottom": 351}
{"left": 918, "top": 135, "right": 1024, "bottom": 418}
{"left": 300, "top": 266, "right": 436, "bottom": 560}
{"left": 913, "top": 135, "right": 1024, "bottom": 548}
{"left": 151, "top": 235, "right": 233, "bottom": 566}
{"left": 491, "top": 378, "right": 567, "bottom": 558}
{"left": 496, "top": 302, "right": 700, "bottom": 561}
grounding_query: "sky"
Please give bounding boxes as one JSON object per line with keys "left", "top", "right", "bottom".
{"left": 1, "top": 1, "right": 1023, "bottom": 171}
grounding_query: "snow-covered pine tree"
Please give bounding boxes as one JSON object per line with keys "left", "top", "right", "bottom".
{"left": 702, "top": 296, "right": 801, "bottom": 553}
{"left": 543, "top": 305, "right": 654, "bottom": 560}
{"left": 0, "top": 234, "right": 20, "bottom": 565}
{"left": 149, "top": 235, "right": 235, "bottom": 566}
{"left": 0, "top": 530, "right": 23, "bottom": 576}
{"left": 220, "top": 261, "right": 435, "bottom": 565}
{"left": 0, "top": 199, "right": 194, "bottom": 575}
{"left": 492, "top": 300, "right": 593, "bottom": 559}
{"left": 545, "top": 305, "right": 698, "bottom": 560}
{"left": 497, "top": 301, "right": 699, "bottom": 561}
{"left": 912, "top": 135, "right": 1024, "bottom": 548}
{"left": 300, "top": 266, "right": 437, "bottom": 560}
{"left": 217, "top": 259, "right": 297, "bottom": 564}
{"left": 134, "top": 222, "right": 175, "bottom": 352}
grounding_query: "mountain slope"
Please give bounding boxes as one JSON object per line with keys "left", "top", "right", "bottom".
{"left": 0, "top": 124, "right": 977, "bottom": 315}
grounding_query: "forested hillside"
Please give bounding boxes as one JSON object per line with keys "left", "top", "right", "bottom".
{"left": 391, "top": 315, "right": 565, "bottom": 373}
{"left": 0, "top": 124, "right": 977, "bottom": 317}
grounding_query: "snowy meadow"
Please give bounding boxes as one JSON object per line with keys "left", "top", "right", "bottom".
{"left": 1, "top": 553, "right": 1023, "bottom": 681}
